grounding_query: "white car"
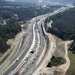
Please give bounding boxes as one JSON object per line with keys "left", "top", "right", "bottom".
{"left": 16, "top": 58, "right": 19, "bottom": 61}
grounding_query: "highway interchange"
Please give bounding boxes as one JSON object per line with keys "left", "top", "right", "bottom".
{"left": 0, "top": 5, "right": 74, "bottom": 75}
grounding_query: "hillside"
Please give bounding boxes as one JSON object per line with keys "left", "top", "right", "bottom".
{"left": 45, "top": 7, "right": 75, "bottom": 53}
{"left": 45, "top": 8, "right": 75, "bottom": 41}
{"left": 45, "top": 7, "right": 75, "bottom": 75}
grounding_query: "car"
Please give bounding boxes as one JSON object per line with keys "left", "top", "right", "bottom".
{"left": 27, "top": 67, "right": 29, "bottom": 69}
{"left": 16, "top": 58, "right": 19, "bottom": 61}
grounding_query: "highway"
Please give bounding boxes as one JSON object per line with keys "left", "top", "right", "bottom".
{"left": 0, "top": 6, "right": 74, "bottom": 75}
{"left": 2, "top": 18, "right": 45, "bottom": 75}
{"left": 21, "top": 20, "right": 46, "bottom": 75}
{"left": 2, "top": 21, "right": 34, "bottom": 75}
{"left": 21, "top": 6, "right": 74, "bottom": 75}
{"left": 0, "top": 32, "right": 24, "bottom": 73}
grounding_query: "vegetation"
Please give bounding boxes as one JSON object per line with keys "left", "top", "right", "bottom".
{"left": 54, "top": 70, "right": 61, "bottom": 75}
{"left": 47, "top": 56, "right": 66, "bottom": 67}
{"left": 45, "top": 8, "right": 75, "bottom": 40}
{"left": 0, "top": 2, "right": 61, "bottom": 54}
{"left": 45, "top": 7, "right": 75, "bottom": 75}
{"left": 69, "top": 40, "right": 75, "bottom": 53}
{"left": 66, "top": 51, "right": 75, "bottom": 75}
{"left": 45, "top": 8, "right": 75, "bottom": 53}
{"left": 0, "top": 6, "right": 54, "bottom": 22}
{"left": 0, "top": 38, "right": 10, "bottom": 53}
{"left": 14, "top": 72, "right": 19, "bottom": 75}
{"left": 0, "top": 54, "right": 9, "bottom": 65}
{"left": 0, "top": 24, "right": 21, "bottom": 39}
{"left": 0, "top": 24, "right": 21, "bottom": 53}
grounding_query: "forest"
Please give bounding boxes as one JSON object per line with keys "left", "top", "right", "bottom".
{"left": 47, "top": 56, "right": 66, "bottom": 67}
{"left": 0, "top": 6, "right": 57, "bottom": 22}
{"left": 0, "top": 2, "right": 61, "bottom": 54}
{"left": 0, "top": 24, "right": 21, "bottom": 53}
{"left": 45, "top": 7, "right": 75, "bottom": 53}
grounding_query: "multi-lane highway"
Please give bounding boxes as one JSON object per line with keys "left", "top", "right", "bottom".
{"left": 0, "top": 32, "right": 23, "bottom": 72}
{"left": 21, "top": 19, "right": 46, "bottom": 75}
{"left": 2, "top": 21, "right": 34, "bottom": 75}
{"left": 0, "top": 5, "right": 74, "bottom": 75}
{"left": 2, "top": 18, "right": 46, "bottom": 75}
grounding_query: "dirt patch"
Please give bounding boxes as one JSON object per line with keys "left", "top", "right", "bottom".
{"left": 34, "top": 34, "right": 71, "bottom": 75}
{"left": 7, "top": 39, "right": 14, "bottom": 45}
{"left": 0, "top": 52, "right": 3, "bottom": 57}
{"left": 45, "top": 35, "right": 72, "bottom": 75}
{"left": 53, "top": 36, "right": 65, "bottom": 58}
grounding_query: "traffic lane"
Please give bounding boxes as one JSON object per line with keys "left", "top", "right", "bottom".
{"left": 0, "top": 40, "right": 20, "bottom": 71}
{"left": 3, "top": 37, "right": 33, "bottom": 75}
{"left": 0, "top": 35, "right": 22, "bottom": 71}
{"left": 21, "top": 37, "right": 45, "bottom": 75}
{"left": 3, "top": 19, "right": 41, "bottom": 75}
{"left": 3, "top": 26, "right": 33, "bottom": 75}
{"left": 9, "top": 37, "right": 21, "bottom": 59}
{"left": 21, "top": 40, "right": 45, "bottom": 75}
{"left": 22, "top": 64, "right": 35, "bottom": 75}
{"left": 22, "top": 46, "right": 45, "bottom": 75}
{"left": 4, "top": 20, "right": 43, "bottom": 75}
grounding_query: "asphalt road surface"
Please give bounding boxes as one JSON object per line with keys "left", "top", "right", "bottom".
{"left": 3, "top": 22, "right": 34, "bottom": 75}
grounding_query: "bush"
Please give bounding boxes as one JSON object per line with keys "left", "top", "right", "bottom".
{"left": 47, "top": 56, "right": 66, "bottom": 67}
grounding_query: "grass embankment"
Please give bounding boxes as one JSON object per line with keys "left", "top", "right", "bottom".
{"left": 0, "top": 54, "right": 9, "bottom": 65}
{"left": 54, "top": 70, "right": 61, "bottom": 75}
{"left": 66, "top": 51, "right": 75, "bottom": 75}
